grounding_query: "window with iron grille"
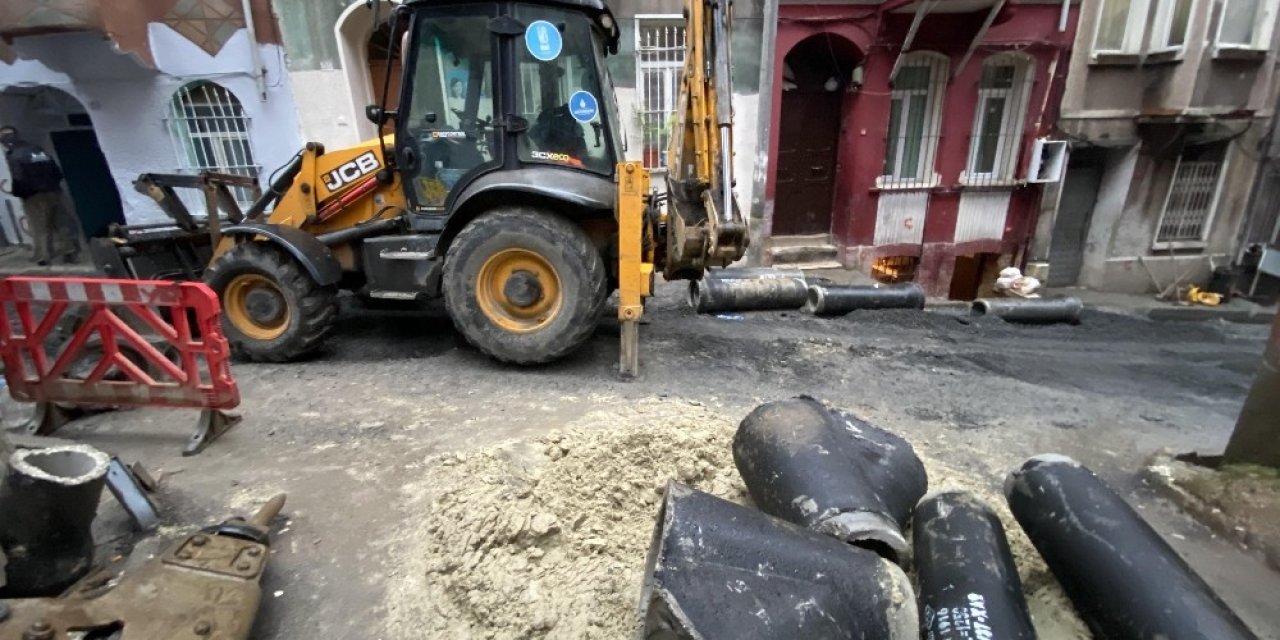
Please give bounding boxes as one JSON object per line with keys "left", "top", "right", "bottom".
{"left": 635, "top": 16, "right": 684, "bottom": 171}
{"left": 166, "top": 81, "right": 260, "bottom": 208}
{"left": 965, "top": 54, "right": 1033, "bottom": 185}
{"left": 881, "top": 52, "right": 947, "bottom": 188}
{"left": 1156, "top": 144, "right": 1227, "bottom": 246}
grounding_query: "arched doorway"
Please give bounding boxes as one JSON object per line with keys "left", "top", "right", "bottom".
{"left": 0, "top": 86, "right": 124, "bottom": 245}
{"left": 336, "top": 0, "right": 398, "bottom": 142}
{"left": 773, "top": 34, "right": 860, "bottom": 237}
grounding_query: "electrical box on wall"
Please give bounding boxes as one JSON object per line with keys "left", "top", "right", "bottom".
{"left": 1026, "top": 139, "right": 1067, "bottom": 183}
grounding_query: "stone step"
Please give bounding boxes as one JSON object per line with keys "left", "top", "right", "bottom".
{"left": 784, "top": 260, "right": 845, "bottom": 271}
{"left": 769, "top": 233, "right": 834, "bottom": 248}
{"left": 769, "top": 240, "right": 839, "bottom": 268}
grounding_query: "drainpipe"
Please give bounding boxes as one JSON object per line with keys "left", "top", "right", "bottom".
{"left": 241, "top": 0, "right": 268, "bottom": 101}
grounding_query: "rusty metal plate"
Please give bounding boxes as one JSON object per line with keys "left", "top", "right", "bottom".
{"left": 163, "top": 534, "right": 267, "bottom": 579}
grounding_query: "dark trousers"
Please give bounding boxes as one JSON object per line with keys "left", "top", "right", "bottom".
{"left": 23, "top": 191, "right": 75, "bottom": 263}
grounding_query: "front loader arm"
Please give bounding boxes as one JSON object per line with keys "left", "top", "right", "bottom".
{"left": 617, "top": 0, "right": 746, "bottom": 377}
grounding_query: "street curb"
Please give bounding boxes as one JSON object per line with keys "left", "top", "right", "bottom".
{"left": 1147, "top": 306, "right": 1277, "bottom": 324}
{"left": 1141, "top": 452, "right": 1280, "bottom": 573}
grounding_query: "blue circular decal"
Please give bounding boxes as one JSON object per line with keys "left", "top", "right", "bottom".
{"left": 525, "top": 20, "right": 563, "bottom": 61}
{"left": 569, "top": 91, "right": 599, "bottom": 123}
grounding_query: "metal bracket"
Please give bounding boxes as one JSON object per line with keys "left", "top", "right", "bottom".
{"left": 184, "top": 409, "right": 242, "bottom": 457}
{"left": 23, "top": 403, "right": 82, "bottom": 436}
{"left": 163, "top": 533, "right": 268, "bottom": 580}
{"left": 105, "top": 457, "right": 161, "bottom": 532}
{"left": 489, "top": 15, "right": 526, "bottom": 35}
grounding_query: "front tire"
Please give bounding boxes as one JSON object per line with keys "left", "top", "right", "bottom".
{"left": 204, "top": 243, "right": 338, "bottom": 362}
{"left": 443, "top": 208, "right": 607, "bottom": 364}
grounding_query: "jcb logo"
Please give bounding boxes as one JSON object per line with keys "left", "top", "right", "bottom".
{"left": 322, "top": 151, "right": 380, "bottom": 192}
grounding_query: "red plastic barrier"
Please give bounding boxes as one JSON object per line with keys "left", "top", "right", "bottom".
{"left": 0, "top": 276, "right": 238, "bottom": 409}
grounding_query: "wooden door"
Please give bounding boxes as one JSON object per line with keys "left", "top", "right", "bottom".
{"left": 773, "top": 89, "right": 841, "bottom": 236}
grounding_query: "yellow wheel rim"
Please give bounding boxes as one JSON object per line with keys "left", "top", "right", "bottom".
{"left": 223, "top": 273, "right": 291, "bottom": 341}
{"left": 476, "top": 248, "right": 563, "bottom": 333}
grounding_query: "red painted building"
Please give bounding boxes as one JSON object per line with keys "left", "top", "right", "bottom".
{"left": 762, "top": 0, "right": 1080, "bottom": 297}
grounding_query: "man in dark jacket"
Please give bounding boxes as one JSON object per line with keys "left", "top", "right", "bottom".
{"left": 0, "top": 126, "right": 78, "bottom": 265}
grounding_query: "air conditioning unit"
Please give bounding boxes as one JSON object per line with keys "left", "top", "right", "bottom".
{"left": 1026, "top": 138, "right": 1067, "bottom": 184}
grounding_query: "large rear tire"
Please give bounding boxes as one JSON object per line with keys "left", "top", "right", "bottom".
{"left": 443, "top": 208, "right": 607, "bottom": 364}
{"left": 204, "top": 243, "right": 338, "bottom": 362}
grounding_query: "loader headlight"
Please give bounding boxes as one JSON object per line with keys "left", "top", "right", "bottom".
{"left": 600, "top": 14, "right": 614, "bottom": 30}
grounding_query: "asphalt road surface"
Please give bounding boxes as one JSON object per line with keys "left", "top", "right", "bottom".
{"left": 34, "top": 282, "right": 1279, "bottom": 639}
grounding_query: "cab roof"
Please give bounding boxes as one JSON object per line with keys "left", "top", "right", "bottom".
{"left": 402, "top": 0, "right": 619, "bottom": 51}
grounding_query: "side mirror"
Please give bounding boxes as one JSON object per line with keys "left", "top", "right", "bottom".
{"left": 366, "top": 105, "right": 396, "bottom": 125}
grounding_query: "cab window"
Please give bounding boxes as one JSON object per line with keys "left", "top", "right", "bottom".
{"left": 514, "top": 4, "right": 616, "bottom": 175}
{"left": 402, "top": 11, "right": 498, "bottom": 208}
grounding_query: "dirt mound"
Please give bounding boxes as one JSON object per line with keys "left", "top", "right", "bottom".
{"left": 382, "top": 398, "right": 1088, "bottom": 639}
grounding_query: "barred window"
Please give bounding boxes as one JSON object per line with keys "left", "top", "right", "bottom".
{"left": 635, "top": 17, "right": 685, "bottom": 171}
{"left": 166, "top": 81, "right": 260, "bottom": 208}
{"left": 1156, "top": 144, "right": 1227, "bottom": 246}
{"left": 965, "top": 55, "right": 1033, "bottom": 185}
{"left": 881, "top": 52, "right": 947, "bottom": 188}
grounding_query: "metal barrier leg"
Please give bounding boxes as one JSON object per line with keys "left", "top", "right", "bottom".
{"left": 24, "top": 402, "right": 82, "bottom": 436}
{"left": 184, "top": 409, "right": 242, "bottom": 457}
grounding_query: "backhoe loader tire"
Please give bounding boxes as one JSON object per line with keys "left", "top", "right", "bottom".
{"left": 204, "top": 243, "right": 338, "bottom": 363}
{"left": 444, "top": 208, "right": 607, "bottom": 365}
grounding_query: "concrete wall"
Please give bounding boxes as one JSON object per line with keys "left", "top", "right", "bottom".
{"left": 1045, "top": 0, "right": 1280, "bottom": 292}
{"left": 1076, "top": 134, "right": 1263, "bottom": 293}
{"left": 1061, "top": 0, "right": 1280, "bottom": 119}
{"left": 0, "top": 27, "right": 303, "bottom": 225}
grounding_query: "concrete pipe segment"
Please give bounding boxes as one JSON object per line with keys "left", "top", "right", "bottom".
{"left": 805, "top": 283, "right": 926, "bottom": 316}
{"left": 689, "top": 272, "right": 809, "bottom": 314}
{"left": 971, "top": 297, "right": 1084, "bottom": 324}
{"left": 913, "top": 491, "right": 1036, "bottom": 640}
{"left": 0, "top": 444, "right": 110, "bottom": 598}
{"left": 1005, "top": 455, "right": 1258, "bottom": 640}
{"left": 639, "top": 482, "right": 918, "bottom": 640}
{"left": 732, "top": 396, "right": 929, "bottom": 562}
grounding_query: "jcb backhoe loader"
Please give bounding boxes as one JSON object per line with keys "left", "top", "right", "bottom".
{"left": 93, "top": 0, "right": 746, "bottom": 376}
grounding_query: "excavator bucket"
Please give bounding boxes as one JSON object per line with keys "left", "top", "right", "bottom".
{"left": 638, "top": 482, "right": 918, "bottom": 640}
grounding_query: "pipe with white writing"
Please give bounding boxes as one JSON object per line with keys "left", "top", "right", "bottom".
{"left": 1005, "top": 455, "right": 1257, "bottom": 640}
{"left": 913, "top": 491, "right": 1037, "bottom": 640}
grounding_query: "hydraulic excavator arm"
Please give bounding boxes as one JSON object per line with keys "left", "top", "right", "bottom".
{"left": 617, "top": 0, "right": 747, "bottom": 377}
{"left": 666, "top": 0, "right": 747, "bottom": 269}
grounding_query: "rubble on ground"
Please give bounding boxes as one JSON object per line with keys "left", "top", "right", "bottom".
{"left": 383, "top": 398, "right": 1089, "bottom": 639}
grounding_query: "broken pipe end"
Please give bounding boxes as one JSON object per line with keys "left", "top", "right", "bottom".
{"left": 814, "top": 510, "right": 910, "bottom": 562}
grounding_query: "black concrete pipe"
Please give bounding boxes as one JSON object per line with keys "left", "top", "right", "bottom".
{"left": 1005, "top": 455, "right": 1257, "bottom": 640}
{"left": 689, "top": 276, "right": 809, "bottom": 314}
{"left": 0, "top": 444, "right": 110, "bottom": 598}
{"left": 914, "top": 491, "right": 1037, "bottom": 640}
{"left": 704, "top": 267, "right": 807, "bottom": 282}
{"left": 732, "top": 397, "right": 928, "bottom": 561}
{"left": 639, "top": 482, "right": 919, "bottom": 640}
{"left": 805, "top": 283, "right": 926, "bottom": 316}
{"left": 971, "top": 297, "right": 1083, "bottom": 324}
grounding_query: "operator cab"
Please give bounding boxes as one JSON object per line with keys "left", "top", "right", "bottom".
{"left": 390, "top": 0, "right": 623, "bottom": 211}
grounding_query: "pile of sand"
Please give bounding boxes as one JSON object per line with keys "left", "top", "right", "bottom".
{"left": 382, "top": 397, "right": 1088, "bottom": 639}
